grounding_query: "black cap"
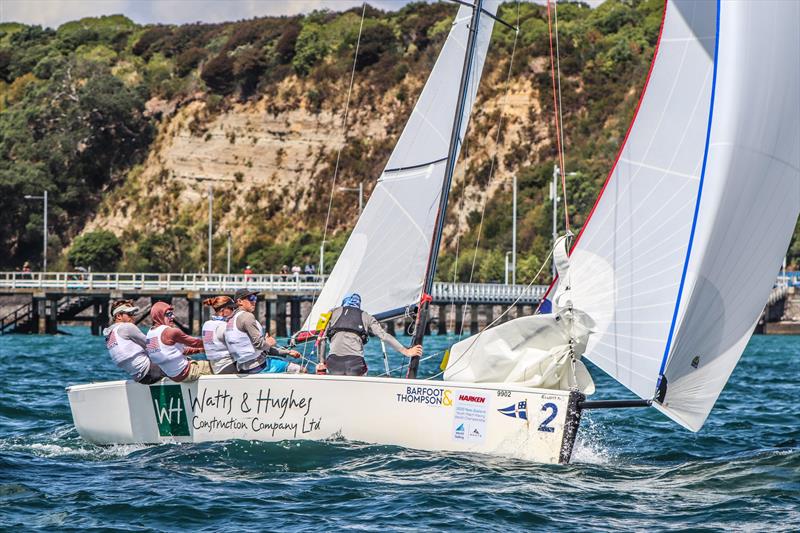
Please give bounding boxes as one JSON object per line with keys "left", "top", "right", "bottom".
{"left": 234, "top": 288, "right": 259, "bottom": 301}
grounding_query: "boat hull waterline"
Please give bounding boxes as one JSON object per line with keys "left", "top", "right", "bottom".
{"left": 67, "top": 374, "right": 583, "bottom": 464}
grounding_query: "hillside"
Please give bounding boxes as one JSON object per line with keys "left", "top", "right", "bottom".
{"left": 2, "top": 1, "right": 796, "bottom": 281}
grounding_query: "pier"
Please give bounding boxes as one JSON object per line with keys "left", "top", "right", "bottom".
{"left": 0, "top": 272, "right": 547, "bottom": 336}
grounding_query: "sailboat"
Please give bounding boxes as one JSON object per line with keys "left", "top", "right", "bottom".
{"left": 67, "top": 0, "right": 799, "bottom": 465}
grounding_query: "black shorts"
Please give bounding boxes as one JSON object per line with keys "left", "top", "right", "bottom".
{"left": 325, "top": 354, "right": 367, "bottom": 376}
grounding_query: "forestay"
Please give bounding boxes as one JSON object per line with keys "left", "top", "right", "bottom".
{"left": 555, "top": 0, "right": 799, "bottom": 431}
{"left": 304, "top": 1, "right": 500, "bottom": 330}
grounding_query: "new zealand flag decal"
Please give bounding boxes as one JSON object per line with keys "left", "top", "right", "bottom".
{"left": 498, "top": 400, "right": 528, "bottom": 420}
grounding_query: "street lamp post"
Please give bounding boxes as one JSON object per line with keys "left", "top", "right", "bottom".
{"left": 226, "top": 231, "right": 232, "bottom": 275}
{"left": 24, "top": 191, "right": 48, "bottom": 272}
{"left": 551, "top": 165, "right": 577, "bottom": 277}
{"left": 512, "top": 175, "right": 517, "bottom": 285}
{"left": 338, "top": 182, "right": 364, "bottom": 215}
{"left": 504, "top": 251, "right": 512, "bottom": 285}
{"left": 208, "top": 184, "right": 213, "bottom": 275}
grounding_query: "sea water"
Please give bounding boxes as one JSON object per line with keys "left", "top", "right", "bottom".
{"left": 1, "top": 328, "right": 797, "bottom": 531}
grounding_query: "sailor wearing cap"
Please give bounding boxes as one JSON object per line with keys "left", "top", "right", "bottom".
{"left": 225, "top": 288, "right": 306, "bottom": 373}
{"left": 103, "top": 299, "right": 165, "bottom": 384}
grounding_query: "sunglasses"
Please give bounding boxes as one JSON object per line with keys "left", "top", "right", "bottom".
{"left": 165, "top": 310, "right": 175, "bottom": 318}
{"left": 246, "top": 295, "right": 258, "bottom": 303}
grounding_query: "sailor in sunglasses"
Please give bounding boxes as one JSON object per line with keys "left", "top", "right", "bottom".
{"left": 145, "top": 301, "right": 212, "bottom": 382}
{"left": 225, "top": 288, "right": 309, "bottom": 374}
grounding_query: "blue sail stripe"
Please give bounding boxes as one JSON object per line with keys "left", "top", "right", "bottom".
{"left": 657, "top": 0, "right": 722, "bottom": 387}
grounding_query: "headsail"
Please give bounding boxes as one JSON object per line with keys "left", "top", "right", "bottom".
{"left": 558, "top": 0, "right": 799, "bottom": 431}
{"left": 304, "top": 1, "right": 500, "bottom": 330}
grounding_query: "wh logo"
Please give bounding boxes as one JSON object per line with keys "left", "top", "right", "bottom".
{"left": 149, "top": 385, "right": 190, "bottom": 437}
{"left": 153, "top": 396, "right": 183, "bottom": 425}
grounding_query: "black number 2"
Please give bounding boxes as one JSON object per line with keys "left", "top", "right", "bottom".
{"left": 537, "top": 403, "right": 558, "bottom": 433}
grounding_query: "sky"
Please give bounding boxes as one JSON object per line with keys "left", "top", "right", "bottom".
{"left": 0, "top": 0, "right": 602, "bottom": 28}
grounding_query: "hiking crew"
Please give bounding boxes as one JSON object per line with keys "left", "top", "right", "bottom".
{"left": 145, "top": 301, "right": 211, "bottom": 382}
{"left": 322, "top": 293, "right": 422, "bottom": 376}
{"left": 103, "top": 299, "right": 165, "bottom": 384}
{"left": 201, "top": 296, "right": 237, "bottom": 374}
{"left": 225, "top": 288, "right": 306, "bottom": 374}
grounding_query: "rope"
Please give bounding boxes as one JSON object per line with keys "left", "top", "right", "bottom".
{"left": 377, "top": 352, "right": 440, "bottom": 378}
{"left": 458, "top": 0, "right": 521, "bottom": 342}
{"left": 425, "top": 241, "right": 555, "bottom": 381}
{"left": 546, "top": 0, "right": 571, "bottom": 233}
{"left": 320, "top": 2, "right": 367, "bottom": 248}
{"left": 298, "top": 3, "right": 367, "bottom": 361}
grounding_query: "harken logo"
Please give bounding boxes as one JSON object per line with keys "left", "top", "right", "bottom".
{"left": 498, "top": 400, "right": 528, "bottom": 420}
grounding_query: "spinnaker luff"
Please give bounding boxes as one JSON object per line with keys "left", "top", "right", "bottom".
{"left": 546, "top": 0, "right": 799, "bottom": 431}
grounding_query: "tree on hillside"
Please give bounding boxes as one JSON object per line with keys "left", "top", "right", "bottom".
{"left": 67, "top": 230, "right": 122, "bottom": 271}
{"left": 201, "top": 53, "right": 235, "bottom": 94}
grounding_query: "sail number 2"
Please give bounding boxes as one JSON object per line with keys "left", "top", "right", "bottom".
{"left": 538, "top": 403, "right": 558, "bottom": 433}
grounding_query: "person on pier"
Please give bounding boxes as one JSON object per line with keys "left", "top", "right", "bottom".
{"left": 145, "top": 302, "right": 211, "bottom": 382}
{"left": 225, "top": 288, "right": 307, "bottom": 374}
{"left": 201, "top": 296, "right": 237, "bottom": 374}
{"left": 320, "top": 293, "right": 422, "bottom": 376}
{"left": 103, "top": 299, "right": 165, "bottom": 384}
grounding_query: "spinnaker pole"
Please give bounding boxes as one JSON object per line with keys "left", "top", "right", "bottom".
{"left": 407, "top": 0, "right": 484, "bottom": 379}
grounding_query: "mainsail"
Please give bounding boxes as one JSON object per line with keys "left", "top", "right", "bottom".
{"left": 557, "top": 0, "right": 799, "bottom": 431}
{"left": 304, "top": 1, "right": 500, "bottom": 330}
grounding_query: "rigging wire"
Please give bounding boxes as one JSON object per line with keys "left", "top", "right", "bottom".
{"left": 458, "top": 0, "right": 521, "bottom": 341}
{"left": 298, "top": 2, "right": 366, "bottom": 360}
{"left": 546, "top": 0, "right": 571, "bottom": 233}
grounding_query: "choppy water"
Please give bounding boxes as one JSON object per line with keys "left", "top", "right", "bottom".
{"left": 1, "top": 327, "right": 797, "bottom": 531}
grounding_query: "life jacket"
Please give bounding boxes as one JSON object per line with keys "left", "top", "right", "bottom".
{"left": 145, "top": 325, "right": 188, "bottom": 378}
{"left": 223, "top": 309, "right": 261, "bottom": 364}
{"left": 105, "top": 322, "right": 151, "bottom": 381}
{"left": 202, "top": 318, "right": 231, "bottom": 361}
{"left": 327, "top": 306, "right": 368, "bottom": 344}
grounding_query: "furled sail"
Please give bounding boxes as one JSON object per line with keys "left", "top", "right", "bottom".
{"left": 555, "top": 0, "right": 799, "bottom": 431}
{"left": 304, "top": 1, "right": 500, "bottom": 330}
{"left": 444, "top": 237, "right": 595, "bottom": 394}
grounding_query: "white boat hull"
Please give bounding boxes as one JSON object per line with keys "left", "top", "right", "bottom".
{"left": 67, "top": 374, "right": 583, "bottom": 464}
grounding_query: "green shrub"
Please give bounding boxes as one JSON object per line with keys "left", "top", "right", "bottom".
{"left": 67, "top": 230, "right": 122, "bottom": 271}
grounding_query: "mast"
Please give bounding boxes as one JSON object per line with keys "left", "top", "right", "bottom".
{"left": 407, "top": 0, "right": 484, "bottom": 379}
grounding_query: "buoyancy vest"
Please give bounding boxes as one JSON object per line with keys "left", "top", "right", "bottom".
{"left": 202, "top": 318, "right": 231, "bottom": 362}
{"left": 224, "top": 310, "right": 261, "bottom": 364}
{"left": 327, "top": 306, "right": 368, "bottom": 344}
{"left": 105, "top": 322, "right": 151, "bottom": 381}
{"left": 146, "top": 325, "right": 188, "bottom": 378}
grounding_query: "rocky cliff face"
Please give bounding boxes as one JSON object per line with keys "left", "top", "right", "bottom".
{"left": 84, "top": 60, "right": 550, "bottom": 272}
{"left": 3, "top": 1, "right": 692, "bottom": 277}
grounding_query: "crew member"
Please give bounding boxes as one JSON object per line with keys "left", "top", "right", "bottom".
{"left": 322, "top": 293, "right": 422, "bottom": 376}
{"left": 201, "top": 296, "right": 237, "bottom": 374}
{"left": 145, "top": 301, "right": 211, "bottom": 382}
{"left": 225, "top": 289, "right": 307, "bottom": 374}
{"left": 103, "top": 299, "right": 164, "bottom": 384}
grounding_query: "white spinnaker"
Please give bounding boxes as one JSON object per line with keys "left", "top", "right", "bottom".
{"left": 304, "top": 2, "right": 499, "bottom": 329}
{"left": 658, "top": 0, "right": 800, "bottom": 431}
{"left": 564, "top": 0, "right": 718, "bottom": 400}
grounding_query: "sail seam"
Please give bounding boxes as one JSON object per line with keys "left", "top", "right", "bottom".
{"left": 658, "top": 0, "right": 722, "bottom": 381}
{"left": 536, "top": 0, "right": 669, "bottom": 310}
